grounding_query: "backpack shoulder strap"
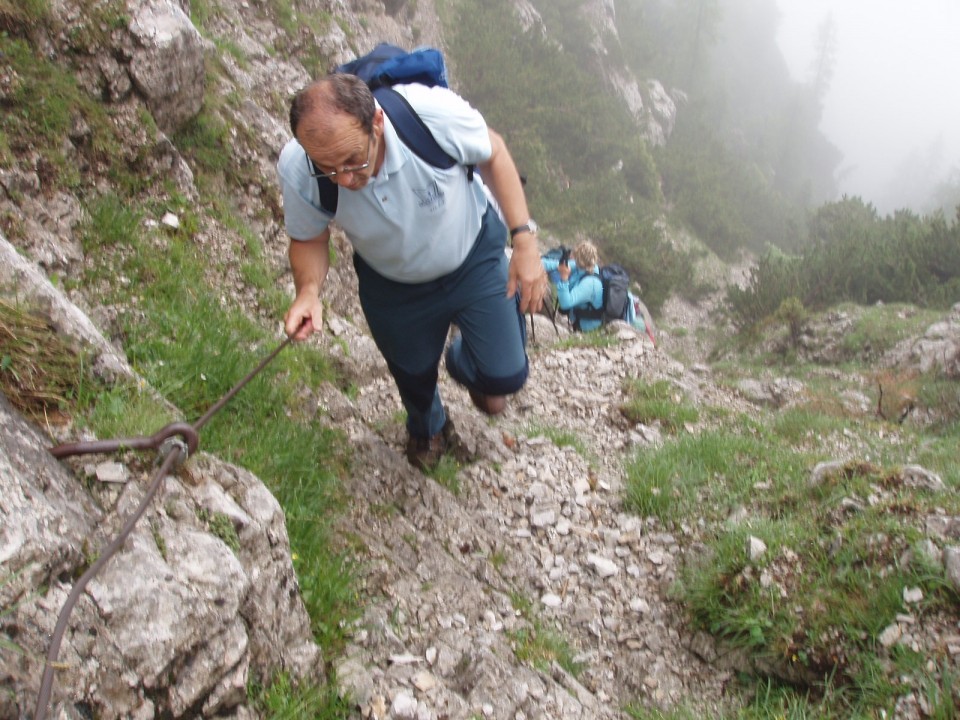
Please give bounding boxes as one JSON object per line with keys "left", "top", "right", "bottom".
{"left": 373, "top": 86, "right": 460, "bottom": 170}
{"left": 573, "top": 272, "right": 605, "bottom": 318}
{"left": 316, "top": 171, "right": 338, "bottom": 215}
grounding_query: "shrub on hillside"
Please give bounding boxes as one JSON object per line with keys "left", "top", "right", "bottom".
{"left": 726, "top": 198, "right": 960, "bottom": 328}
{"left": 595, "top": 216, "right": 697, "bottom": 314}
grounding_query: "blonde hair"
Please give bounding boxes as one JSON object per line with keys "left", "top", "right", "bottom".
{"left": 572, "top": 241, "right": 599, "bottom": 272}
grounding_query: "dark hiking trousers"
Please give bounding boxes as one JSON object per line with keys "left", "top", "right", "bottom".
{"left": 354, "top": 204, "right": 529, "bottom": 439}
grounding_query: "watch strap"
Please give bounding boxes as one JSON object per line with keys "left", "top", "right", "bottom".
{"left": 510, "top": 222, "right": 535, "bottom": 238}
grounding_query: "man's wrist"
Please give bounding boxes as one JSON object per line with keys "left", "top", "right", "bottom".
{"left": 509, "top": 219, "right": 539, "bottom": 246}
{"left": 509, "top": 219, "right": 538, "bottom": 238}
{"left": 510, "top": 233, "right": 538, "bottom": 254}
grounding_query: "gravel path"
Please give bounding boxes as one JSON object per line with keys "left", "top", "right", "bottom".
{"left": 315, "top": 296, "right": 752, "bottom": 719}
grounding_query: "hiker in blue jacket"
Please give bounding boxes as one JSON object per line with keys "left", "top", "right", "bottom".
{"left": 541, "top": 241, "right": 604, "bottom": 332}
{"left": 276, "top": 73, "right": 547, "bottom": 471}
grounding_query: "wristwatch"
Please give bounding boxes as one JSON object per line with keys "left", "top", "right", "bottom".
{"left": 509, "top": 219, "right": 539, "bottom": 239}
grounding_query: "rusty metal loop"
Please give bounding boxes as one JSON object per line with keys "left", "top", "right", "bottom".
{"left": 48, "top": 420, "right": 199, "bottom": 460}
{"left": 35, "top": 330, "right": 297, "bottom": 720}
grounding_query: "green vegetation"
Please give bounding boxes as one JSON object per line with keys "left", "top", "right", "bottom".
{"left": 625, "top": 702, "right": 721, "bottom": 720}
{"left": 189, "top": 0, "right": 335, "bottom": 77}
{"left": 0, "top": 298, "right": 96, "bottom": 423}
{"left": 248, "top": 671, "right": 353, "bottom": 719}
{"left": 444, "top": 0, "right": 960, "bottom": 330}
{"left": 442, "top": 0, "right": 846, "bottom": 312}
{"left": 84, "top": 381, "right": 176, "bottom": 440}
{"left": 0, "top": 16, "right": 158, "bottom": 199}
{"left": 525, "top": 422, "right": 587, "bottom": 454}
{"left": 0, "top": 0, "right": 52, "bottom": 29}
{"left": 444, "top": 0, "right": 694, "bottom": 313}
{"left": 836, "top": 303, "right": 934, "bottom": 360}
{"left": 0, "top": 10, "right": 362, "bottom": 706}
{"left": 0, "top": 195, "right": 354, "bottom": 700}
{"left": 552, "top": 329, "right": 621, "bottom": 351}
{"left": 427, "top": 455, "right": 463, "bottom": 494}
{"left": 653, "top": 107, "right": 805, "bottom": 260}
{"left": 79, "top": 185, "right": 358, "bottom": 652}
{"left": 620, "top": 379, "right": 699, "bottom": 432}
{"left": 1, "top": 571, "right": 29, "bottom": 664}
{"left": 626, "top": 294, "right": 960, "bottom": 716}
{"left": 508, "top": 592, "right": 584, "bottom": 678}
{"left": 623, "top": 399, "right": 960, "bottom": 715}
{"left": 726, "top": 199, "right": 960, "bottom": 329}
{"left": 197, "top": 508, "right": 241, "bottom": 552}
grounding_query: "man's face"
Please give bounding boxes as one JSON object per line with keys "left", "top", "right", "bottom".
{"left": 300, "top": 111, "right": 382, "bottom": 192}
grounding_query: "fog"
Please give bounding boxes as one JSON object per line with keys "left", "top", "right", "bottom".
{"left": 776, "top": 0, "right": 960, "bottom": 214}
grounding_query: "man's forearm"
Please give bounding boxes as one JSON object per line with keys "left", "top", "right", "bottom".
{"left": 288, "top": 235, "right": 330, "bottom": 296}
{"left": 479, "top": 130, "right": 531, "bottom": 233}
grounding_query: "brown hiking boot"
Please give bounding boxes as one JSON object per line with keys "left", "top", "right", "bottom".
{"left": 469, "top": 389, "right": 507, "bottom": 416}
{"left": 405, "top": 419, "right": 460, "bottom": 471}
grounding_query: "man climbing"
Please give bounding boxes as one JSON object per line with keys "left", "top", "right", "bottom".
{"left": 276, "top": 73, "right": 547, "bottom": 470}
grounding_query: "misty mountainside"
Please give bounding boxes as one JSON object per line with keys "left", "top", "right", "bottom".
{"left": 2, "top": 1, "right": 960, "bottom": 719}
{"left": 438, "top": 0, "right": 856, "bottom": 311}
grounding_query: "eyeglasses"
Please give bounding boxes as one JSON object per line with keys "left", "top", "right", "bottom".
{"left": 305, "top": 135, "right": 373, "bottom": 180}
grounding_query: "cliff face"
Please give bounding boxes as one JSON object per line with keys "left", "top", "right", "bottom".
{"left": 511, "top": 0, "right": 679, "bottom": 145}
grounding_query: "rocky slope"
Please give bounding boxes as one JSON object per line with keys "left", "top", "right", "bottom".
{"left": 311, "top": 246, "right": 756, "bottom": 717}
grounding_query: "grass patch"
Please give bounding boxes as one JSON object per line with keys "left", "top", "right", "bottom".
{"left": 427, "top": 455, "right": 462, "bottom": 495}
{"left": 836, "top": 303, "right": 941, "bottom": 362}
{"left": 197, "top": 508, "right": 241, "bottom": 552}
{"left": 248, "top": 671, "right": 353, "bottom": 719}
{"left": 1, "top": 570, "right": 30, "bottom": 662}
{"left": 84, "top": 381, "right": 175, "bottom": 439}
{"left": 507, "top": 593, "right": 583, "bottom": 678}
{"left": 914, "top": 372, "right": 960, "bottom": 430}
{"left": 0, "top": 297, "right": 94, "bottom": 423}
{"left": 75, "top": 190, "right": 361, "bottom": 676}
{"left": 509, "top": 620, "right": 583, "bottom": 677}
{"left": 0, "top": 31, "right": 146, "bottom": 194}
{"left": 683, "top": 302, "right": 960, "bottom": 716}
{"left": 524, "top": 421, "right": 588, "bottom": 455}
{"left": 553, "top": 328, "right": 621, "bottom": 350}
{"left": 623, "top": 422, "right": 808, "bottom": 524}
{"left": 0, "top": 0, "right": 51, "bottom": 31}
{"left": 910, "top": 431, "right": 960, "bottom": 488}
{"left": 625, "top": 702, "right": 721, "bottom": 719}
{"left": 626, "top": 410, "right": 960, "bottom": 716}
{"left": 621, "top": 378, "right": 699, "bottom": 432}
{"left": 81, "top": 192, "right": 143, "bottom": 251}
{"left": 769, "top": 406, "right": 850, "bottom": 447}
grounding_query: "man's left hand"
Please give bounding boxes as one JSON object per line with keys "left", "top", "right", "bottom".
{"left": 507, "top": 240, "right": 546, "bottom": 314}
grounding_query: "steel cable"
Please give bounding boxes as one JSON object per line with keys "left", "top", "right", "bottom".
{"left": 34, "top": 332, "right": 295, "bottom": 720}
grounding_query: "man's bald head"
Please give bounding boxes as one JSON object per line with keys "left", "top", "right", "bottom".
{"left": 289, "top": 74, "right": 376, "bottom": 142}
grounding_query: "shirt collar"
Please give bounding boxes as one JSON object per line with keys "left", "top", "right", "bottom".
{"left": 376, "top": 100, "right": 407, "bottom": 179}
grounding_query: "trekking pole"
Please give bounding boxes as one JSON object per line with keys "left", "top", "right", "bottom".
{"left": 548, "top": 302, "right": 560, "bottom": 337}
{"left": 35, "top": 330, "right": 297, "bottom": 720}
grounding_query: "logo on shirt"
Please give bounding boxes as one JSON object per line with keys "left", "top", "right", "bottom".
{"left": 413, "top": 181, "right": 445, "bottom": 212}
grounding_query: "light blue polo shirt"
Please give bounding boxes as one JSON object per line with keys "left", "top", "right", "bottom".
{"left": 277, "top": 84, "right": 494, "bottom": 283}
